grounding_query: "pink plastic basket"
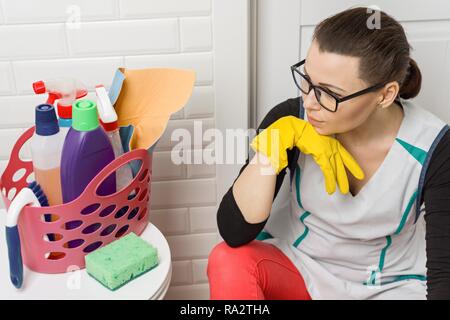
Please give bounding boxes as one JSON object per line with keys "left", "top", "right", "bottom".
{"left": 0, "top": 127, "right": 152, "bottom": 273}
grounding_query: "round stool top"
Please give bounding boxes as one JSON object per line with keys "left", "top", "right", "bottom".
{"left": 0, "top": 209, "right": 172, "bottom": 300}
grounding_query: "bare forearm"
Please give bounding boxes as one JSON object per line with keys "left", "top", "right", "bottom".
{"left": 232, "top": 152, "right": 277, "bottom": 224}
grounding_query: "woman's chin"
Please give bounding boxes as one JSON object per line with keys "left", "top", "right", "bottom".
{"left": 313, "top": 126, "right": 330, "bottom": 135}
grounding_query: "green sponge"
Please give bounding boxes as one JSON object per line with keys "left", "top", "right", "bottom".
{"left": 85, "top": 232, "right": 159, "bottom": 291}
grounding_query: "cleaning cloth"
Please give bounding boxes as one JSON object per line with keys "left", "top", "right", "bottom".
{"left": 111, "top": 68, "right": 195, "bottom": 151}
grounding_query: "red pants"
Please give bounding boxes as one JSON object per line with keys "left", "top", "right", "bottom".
{"left": 207, "top": 240, "right": 311, "bottom": 300}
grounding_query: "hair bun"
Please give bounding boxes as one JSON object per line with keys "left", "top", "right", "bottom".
{"left": 399, "top": 58, "right": 422, "bottom": 99}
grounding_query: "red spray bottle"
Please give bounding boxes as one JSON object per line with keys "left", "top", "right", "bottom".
{"left": 33, "top": 78, "right": 88, "bottom": 136}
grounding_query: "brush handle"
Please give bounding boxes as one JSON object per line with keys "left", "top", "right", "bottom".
{"left": 6, "top": 226, "right": 23, "bottom": 289}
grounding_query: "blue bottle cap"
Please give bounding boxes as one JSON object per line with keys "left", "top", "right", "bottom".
{"left": 35, "top": 104, "right": 59, "bottom": 136}
{"left": 58, "top": 117, "right": 72, "bottom": 128}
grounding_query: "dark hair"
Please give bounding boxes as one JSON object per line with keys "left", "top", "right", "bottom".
{"left": 312, "top": 7, "right": 421, "bottom": 100}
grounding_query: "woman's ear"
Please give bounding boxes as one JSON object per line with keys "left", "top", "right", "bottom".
{"left": 378, "top": 81, "right": 400, "bottom": 108}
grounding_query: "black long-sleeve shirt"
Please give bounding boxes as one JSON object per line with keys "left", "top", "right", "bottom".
{"left": 217, "top": 97, "right": 450, "bottom": 300}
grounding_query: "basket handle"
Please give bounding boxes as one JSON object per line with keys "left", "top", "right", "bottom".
{"left": 0, "top": 127, "right": 35, "bottom": 200}
{"left": 10, "top": 127, "right": 35, "bottom": 166}
{"left": 81, "top": 148, "right": 150, "bottom": 199}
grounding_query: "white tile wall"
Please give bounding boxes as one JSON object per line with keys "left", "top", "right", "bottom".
{"left": 0, "top": 95, "right": 44, "bottom": 127}
{"left": 0, "top": 128, "right": 26, "bottom": 159}
{"left": 1, "top": 0, "right": 119, "bottom": 23}
{"left": 171, "top": 260, "right": 193, "bottom": 286}
{"left": 0, "top": 161, "right": 7, "bottom": 176}
{"left": 0, "top": 62, "right": 14, "bottom": 94}
{"left": 189, "top": 206, "right": 217, "bottom": 233}
{"left": 165, "top": 283, "right": 210, "bottom": 300}
{"left": 192, "top": 259, "right": 209, "bottom": 284}
{"left": 0, "top": 24, "right": 67, "bottom": 59}
{"left": 154, "top": 118, "right": 215, "bottom": 151}
{"left": 184, "top": 86, "right": 215, "bottom": 118}
{"left": 180, "top": 17, "right": 212, "bottom": 52}
{"left": 119, "top": 0, "right": 211, "bottom": 19}
{"left": 150, "top": 208, "right": 189, "bottom": 235}
{"left": 150, "top": 178, "right": 216, "bottom": 209}
{"left": 167, "top": 233, "right": 221, "bottom": 261}
{"left": 152, "top": 151, "right": 185, "bottom": 181}
{"left": 66, "top": 19, "right": 179, "bottom": 57}
{"left": 125, "top": 52, "right": 214, "bottom": 85}
{"left": 0, "top": 0, "right": 217, "bottom": 299}
{"left": 13, "top": 57, "right": 124, "bottom": 93}
{"left": 185, "top": 148, "right": 216, "bottom": 179}
{"left": 0, "top": 4, "right": 4, "bottom": 24}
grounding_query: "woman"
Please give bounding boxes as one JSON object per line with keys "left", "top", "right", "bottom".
{"left": 207, "top": 7, "right": 450, "bottom": 300}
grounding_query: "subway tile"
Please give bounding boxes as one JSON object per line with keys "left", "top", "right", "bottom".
{"left": 180, "top": 17, "right": 212, "bottom": 52}
{"left": 125, "top": 52, "right": 213, "bottom": 85}
{"left": 166, "top": 232, "right": 220, "bottom": 260}
{"left": 170, "top": 109, "right": 184, "bottom": 120}
{"left": 67, "top": 19, "right": 179, "bottom": 57}
{"left": 0, "top": 128, "right": 26, "bottom": 160}
{"left": 170, "top": 260, "right": 193, "bottom": 286}
{"left": 119, "top": 0, "right": 211, "bottom": 19}
{"left": 154, "top": 118, "right": 215, "bottom": 151}
{"left": 192, "top": 259, "right": 209, "bottom": 284}
{"left": 184, "top": 86, "right": 214, "bottom": 118}
{"left": 150, "top": 178, "right": 216, "bottom": 209}
{"left": 189, "top": 206, "right": 217, "bottom": 233}
{"left": 0, "top": 4, "right": 4, "bottom": 24}
{"left": 150, "top": 207, "right": 189, "bottom": 236}
{"left": 0, "top": 95, "right": 43, "bottom": 128}
{"left": 185, "top": 148, "right": 216, "bottom": 179}
{"left": 165, "top": 283, "right": 210, "bottom": 300}
{"left": 152, "top": 151, "right": 185, "bottom": 181}
{"left": 0, "top": 24, "right": 66, "bottom": 59}
{"left": 0, "top": 62, "right": 14, "bottom": 95}
{"left": 0, "top": 160, "right": 8, "bottom": 177}
{"left": 13, "top": 56, "right": 123, "bottom": 94}
{"left": 2, "top": 0, "right": 118, "bottom": 24}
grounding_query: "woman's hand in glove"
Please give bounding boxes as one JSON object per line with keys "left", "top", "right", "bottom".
{"left": 250, "top": 116, "right": 365, "bottom": 195}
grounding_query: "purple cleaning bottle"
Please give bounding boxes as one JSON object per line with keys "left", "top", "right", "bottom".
{"left": 61, "top": 99, "right": 116, "bottom": 208}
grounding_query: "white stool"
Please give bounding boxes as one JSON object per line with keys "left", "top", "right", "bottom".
{"left": 0, "top": 209, "right": 172, "bottom": 300}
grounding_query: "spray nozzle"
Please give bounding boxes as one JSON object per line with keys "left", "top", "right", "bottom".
{"left": 32, "top": 78, "right": 88, "bottom": 118}
{"left": 95, "top": 84, "right": 118, "bottom": 132}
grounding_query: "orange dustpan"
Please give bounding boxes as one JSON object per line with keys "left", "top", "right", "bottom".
{"left": 113, "top": 68, "right": 196, "bottom": 151}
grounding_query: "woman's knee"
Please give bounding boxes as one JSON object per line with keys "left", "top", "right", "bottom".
{"left": 207, "top": 240, "right": 266, "bottom": 275}
{"left": 208, "top": 241, "right": 267, "bottom": 299}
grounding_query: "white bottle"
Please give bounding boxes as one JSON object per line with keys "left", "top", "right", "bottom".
{"left": 95, "top": 85, "right": 134, "bottom": 192}
{"left": 30, "top": 104, "right": 65, "bottom": 206}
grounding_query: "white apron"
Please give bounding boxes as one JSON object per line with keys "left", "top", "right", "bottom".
{"left": 259, "top": 98, "right": 449, "bottom": 299}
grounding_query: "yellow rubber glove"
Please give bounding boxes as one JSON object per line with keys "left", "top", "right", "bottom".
{"left": 250, "top": 116, "right": 365, "bottom": 195}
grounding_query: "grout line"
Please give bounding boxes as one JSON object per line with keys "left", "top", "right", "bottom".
{"left": 0, "top": 0, "right": 5, "bottom": 24}
{"left": 187, "top": 207, "right": 192, "bottom": 234}
{"left": 151, "top": 176, "right": 216, "bottom": 184}
{"left": 178, "top": 17, "right": 183, "bottom": 53}
{"left": 150, "top": 202, "right": 217, "bottom": 211}
{"left": 0, "top": 14, "right": 212, "bottom": 27}
{"left": 7, "top": 61, "right": 17, "bottom": 95}
{"left": 63, "top": 20, "right": 71, "bottom": 58}
{"left": 151, "top": 207, "right": 189, "bottom": 213}
{"left": 171, "top": 116, "right": 215, "bottom": 122}
{"left": 115, "top": 0, "right": 121, "bottom": 19}
{"left": 2, "top": 49, "right": 213, "bottom": 64}
{"left": 171, "top": 255, "right": 214, "bottom": 262}
{"left": 188, "top": 260, "right": 195, "bottom": 285}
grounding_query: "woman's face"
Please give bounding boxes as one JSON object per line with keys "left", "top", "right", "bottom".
{"left": 302, "top": 40, "right": 382, "bottom": 136}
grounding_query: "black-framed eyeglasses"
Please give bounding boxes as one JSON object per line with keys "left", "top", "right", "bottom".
{"left": 290, "top": 59, "right": 387, "bottom": 112}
